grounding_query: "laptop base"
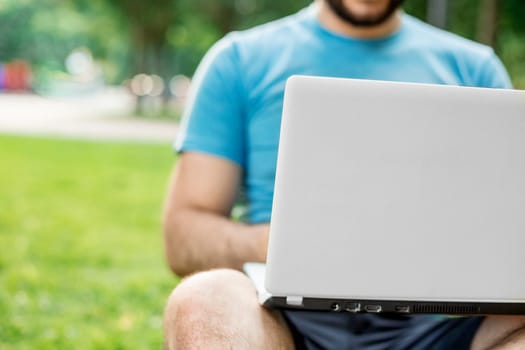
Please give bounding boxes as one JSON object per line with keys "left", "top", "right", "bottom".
{"left": 265, "top": 296, "right": 525, "bottom": 315}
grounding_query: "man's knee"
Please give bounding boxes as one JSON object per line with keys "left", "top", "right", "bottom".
{"left": 164, "top": 269, "right": 256, "bottom": 344}
{"left": 472, "top": 315, "right": 525, "bottom": 350}
{"left": 166, "top": 269, "right": 254, "bottom": 312}
{"left": 164, "top": 269, "right": 296, "bottom": 350}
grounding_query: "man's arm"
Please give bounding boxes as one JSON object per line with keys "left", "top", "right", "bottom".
{"left": 163, "top": 152, "right": 268, "bottom": 277}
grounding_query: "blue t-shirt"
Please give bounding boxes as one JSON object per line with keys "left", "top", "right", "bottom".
{"left": 176, "top": 5, "right": 512, "bottom": 224}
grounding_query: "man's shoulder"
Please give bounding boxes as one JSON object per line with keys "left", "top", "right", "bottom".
{"left": 403, "top": 14, "right": 494, "bottom": 60}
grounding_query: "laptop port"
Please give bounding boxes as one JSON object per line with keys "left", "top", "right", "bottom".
{"left": 364, "top": 305, "right": 382, "bottom": 313}
{"left": 395, "top": 305, "right": 410, "bottom": 313}
{"left": 331, "top": 303, "right": 341, "bottom": 312}
{"left": 345, "top": 302, "right": 361, "bottom": 313}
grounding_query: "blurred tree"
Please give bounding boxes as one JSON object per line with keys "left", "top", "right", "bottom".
{"left": 194, "top": 0, "right": 237, "bottom": 34}
{"left": 103, "top": 0, "right": 177, "bottom": 78}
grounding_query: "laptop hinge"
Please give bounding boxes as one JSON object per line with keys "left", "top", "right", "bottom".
{"left": 286, "top": 296, "right": 303, "bottom": 306}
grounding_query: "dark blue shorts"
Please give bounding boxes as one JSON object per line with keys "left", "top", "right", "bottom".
{"left": 281, "top": 311, "right": 483, "bottom": 350}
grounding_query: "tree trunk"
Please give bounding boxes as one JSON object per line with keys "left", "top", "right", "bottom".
{"left": 476, "top": 0, "right": 499, "bottom": 47}
{"left": 427, "top": 0, "right": 448, "bottom": 29}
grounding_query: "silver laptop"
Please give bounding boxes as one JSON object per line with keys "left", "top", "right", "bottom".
{"left": 245, "top": 75, "right": 525, "bottom": 314}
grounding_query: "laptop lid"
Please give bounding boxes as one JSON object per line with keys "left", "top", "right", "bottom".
{"left": 264, "top": 75, "right": 525, "bottom": 314}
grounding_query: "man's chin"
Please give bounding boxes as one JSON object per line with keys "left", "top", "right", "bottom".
{"left": 346, "top": 16, "right": 391, "bottom": 27}
{"left": 326, "top": 0, "right": 404, "bottom": 27}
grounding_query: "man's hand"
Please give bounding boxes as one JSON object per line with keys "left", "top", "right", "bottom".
{"left": 253, "top": 224, "right": 270, "bottom": 262}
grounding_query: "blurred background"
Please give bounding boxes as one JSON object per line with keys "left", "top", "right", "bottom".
{"left": 0, "top": 0, "right": 524, "bottom": 349}
{"left": 0, "top": 0, "right": 524, "bottom": 106}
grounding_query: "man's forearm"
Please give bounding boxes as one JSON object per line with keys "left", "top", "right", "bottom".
{"left": 163, "top": 208, "right": 268, "bottom": 276}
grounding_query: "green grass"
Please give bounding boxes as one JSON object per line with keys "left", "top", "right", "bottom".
{"left": 0, "top": 135, "right": 179, "bottom": 349}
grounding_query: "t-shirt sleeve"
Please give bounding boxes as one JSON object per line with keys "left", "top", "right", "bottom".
{"left": 476, "top": 51, "right": 513, "bottom": 89}
{"left": 175, "top": 34, "right": 246, "bottom": 167}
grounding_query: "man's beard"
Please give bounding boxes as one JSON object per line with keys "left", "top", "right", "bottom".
{"left": 325, "top": 0, "right": 405, "bottom": 27}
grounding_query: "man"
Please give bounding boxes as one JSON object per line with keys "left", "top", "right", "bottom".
{"left": 163, "top": 0, "right": 525, "bottom": 348}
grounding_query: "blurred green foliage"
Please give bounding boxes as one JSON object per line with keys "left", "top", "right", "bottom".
{"left": 0, "top": 0, "right": 523, "bottom": 85}
{"left": 0, "top": 0, "right": 129, "bottom": 83}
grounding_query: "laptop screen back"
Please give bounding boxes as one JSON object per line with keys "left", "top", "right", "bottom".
{"left": 266, "top": 76, "right": 525, "bottom": 303}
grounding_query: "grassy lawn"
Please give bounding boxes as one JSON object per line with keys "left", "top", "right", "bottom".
{"left": 0, "top": 135, "right": 179, "bottom": 349}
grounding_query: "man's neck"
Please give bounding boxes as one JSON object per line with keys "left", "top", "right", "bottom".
{"left": 316, "top": 1, "right": 402, "bottom": 39}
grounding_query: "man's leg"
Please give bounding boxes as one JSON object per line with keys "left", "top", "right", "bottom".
{"left": 163, "top": 269, "right": 295, "bottom": 350}
{"left": 471, "top": 316, "right": 525, "bottom": 350}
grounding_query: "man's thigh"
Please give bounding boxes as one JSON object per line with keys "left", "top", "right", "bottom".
{"left": 281, "top": 311, "right": 483, "bottom": 350}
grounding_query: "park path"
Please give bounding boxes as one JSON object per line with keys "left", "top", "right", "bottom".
{"left": 0, "top": 89, "right": 178, "bottom": 143}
